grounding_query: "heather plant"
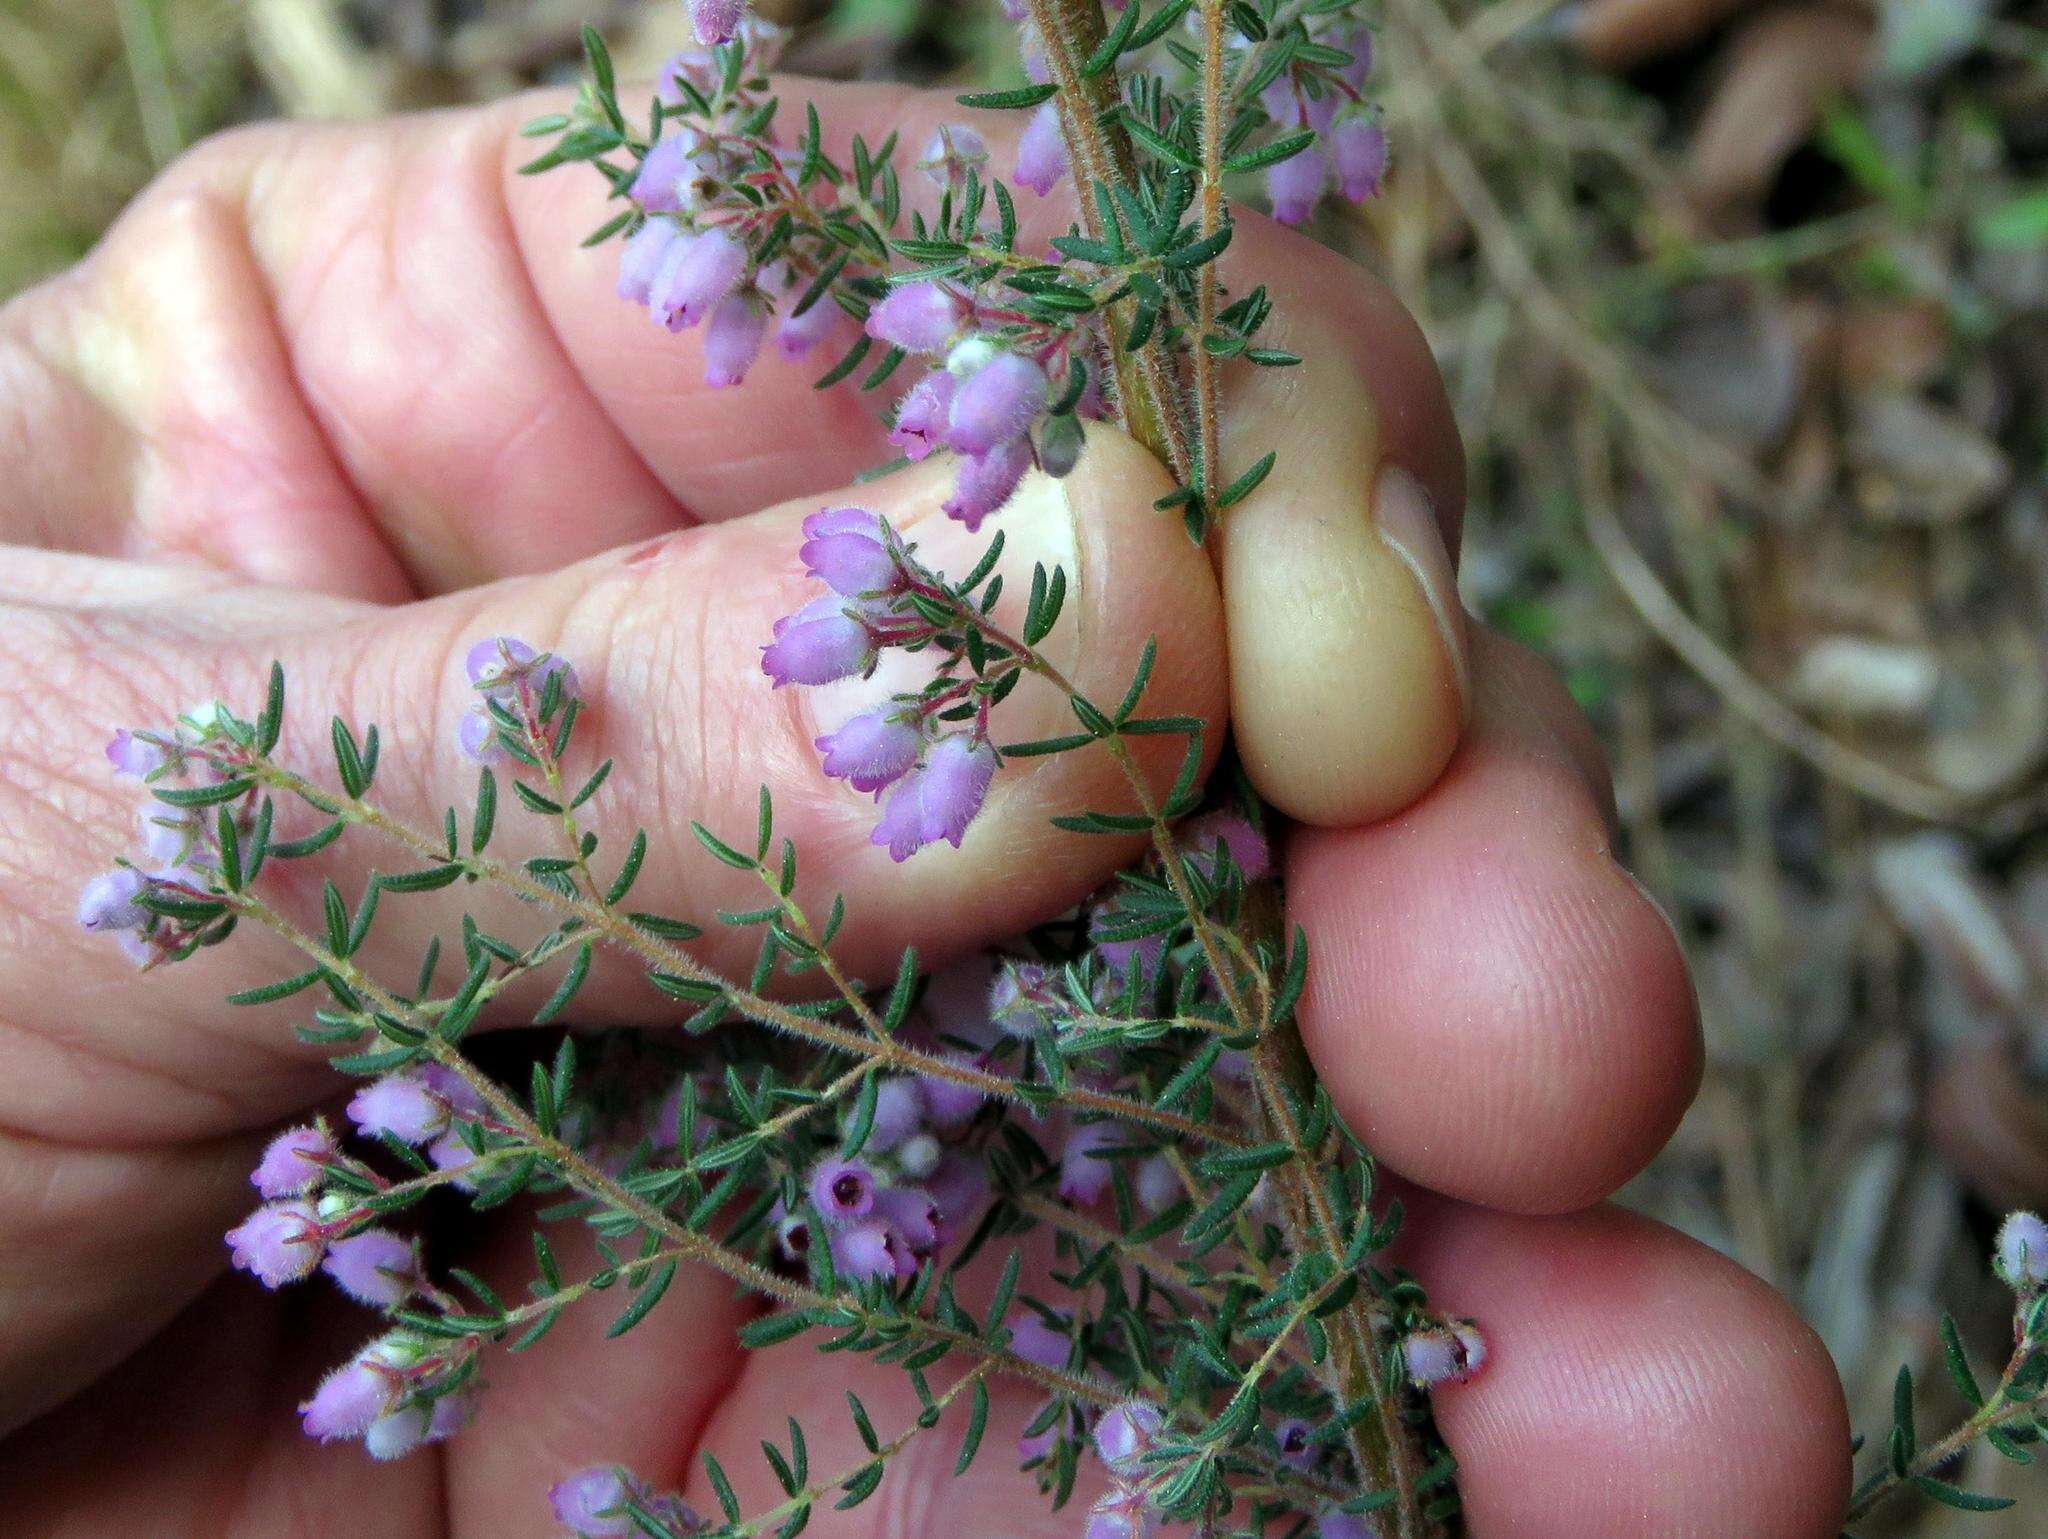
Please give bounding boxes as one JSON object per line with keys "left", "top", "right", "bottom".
{"left": 61, "top": 2, "right": 2046, "bottom": 1537}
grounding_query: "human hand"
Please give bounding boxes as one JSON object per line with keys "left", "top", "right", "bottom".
{"left": 0, "top": 78, "right": 1846, "bottom": 1537}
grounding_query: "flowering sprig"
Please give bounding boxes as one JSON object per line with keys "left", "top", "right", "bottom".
{"left": 763, "top": 504, "right": 1093, "bottom": 858}
{"left": 531, "top": 0, "right": 1387, "bottom": 542}
{"left": 79, "top": 618, "right": 1483, "bottom": 1536}
{"left": 75, "top": 1, "right": 1481, "bottom": 1535}
{"left": 1842, "top": 1212, "right": 2048, "bottom": 1529}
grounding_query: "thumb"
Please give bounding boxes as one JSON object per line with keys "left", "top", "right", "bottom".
{"left": 16, "top": 429, "right": 1222, "bottom": 1141}
{"left": 1212, "top": 217, "right": 1471, "bottom": 826}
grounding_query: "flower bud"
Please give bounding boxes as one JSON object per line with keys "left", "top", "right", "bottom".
{"left": 889, "top": 370, "right": 959, "bottom": 461}
{"left": 649, "top": 227, "right": 746, "bottom": 330}
{"left": 1134, "top": 1154, "right": 1181, "bottom": 1215}
{"left": 1084, "top": 1490, "right": 1159, "bottom": 1539}
{"left": 917, "top": 1057, "right": 987, "bottom": 1127}
{"left": 365, "top": 1405, "right": 432, "bottom": 1461}
{"left": 1015, "top": 103, "right": 1069, "bottom": 196}
{"left": 990, "top": 962, "right": 1052, "bottom": 1037}
{"left": 946, "top": 351, "right": 1050, "bottom": 456}
{"left": 348, "top": 1071, "right": 454, "bottom": 1145}
{"left": 864, "top": 1077, "right": 928, "bottom": 1152}
{"left": 227, "top": 1199, "right": 326, "bottom": 1288}
{"left": 1093, "top": 1402, "right": 1164, "bottom": 1472}
{"left": 1267, "top": 145, "right": 1329, "bottom": 225}
{"left": 774, "top": 291, "right": 842, "bottom": 359}
{"left": 942, "top": 437, "right": 1033, "bottom": 530}
{"left": 426, "top": 1386, "right": 478, "bottom": 1442}
{"left": 1058, "top": 1117, "right": 1118, "bottom": 1205}
{"left": 800, "top": 506, "right": 903, "bottom": 596}
{"left": 897, "top": 1131, "right": 943, "bottom": 1179}
{"left": 253, "top": 1124, "right": 336, "bottom": 1198}
{"left": 457, "top": 706, "right": 502, "bottom": 764}
{"left": 829, "top": 1218, "right": 902, "bottom": 1280}
{"left": 322, "top": 1228, "right": 422, "bottom": 1308}
{"left": 871, "top": 734, "right": 999, "bottom": 860}
{"left": 702, "top": 292, "right": 767, "bottom": 388}
{"left": 873, "top": 1185, "right": 943, "bottom": 1254}
{"left": 1006, "top": 1310, "right": 1070, "bottom": 1371}
{"left": 928, "top": 1153, "right": 989, "bottom": 1228}
{"left": 139, "top": 804, "right": 204, "bottom": 865}
{"left": 814, "top": 706, "right": 923, "bottom": 793}
{"left": 1997, "top": 1211, "right": 2048, "bottom": 1289}
{"left": 1318, "top": 1506, "right": 1388, "bottom": 1539}
{"left": 1181, "top": 809, "right": 1273, "bottom": 882}
{"left": 688, "top": 0, "right": 746, "bottom": 45}
{"left": 918, "top": 124, "right": 989, "bottom": 190}
{"left": 1330, "top": 116, "right": 1389, "bottom": 203}
{"left": 463, "top": 637, "right": 577, "bottom": 702}
{"left": 549, "top": 1465, "right": 645, "bottom": 1538}
{"left": 629, "top": 133, "right": 698, "bottom": 213}
{"left": 944, "top": 334, "right": 999, "bottom": 377}
{"left": 301, "top": 1356, "right": 400, "bottom": 1441}
{"left": 105, "top": 729, "right": 170, "bottom": 778}
{"left": 77, "top": 868, "right": 151, "bottom": 933}
{"left": 760, "top": 596, "right": 880, "bottom": 687}
{"left": 866, "top": 281, "right": 970, "bottom": 355}
{"left": 429, "top": 1130, "right": 482, "bottom": 1190}
{"left": 1334, "top": 22, "right": 1375, "bottom": 88}
{"left": 1402, "top": 1320, "right": 1486, "bottom": 1386}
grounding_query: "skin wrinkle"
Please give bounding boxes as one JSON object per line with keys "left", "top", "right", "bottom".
{"left": 495, "top": 107, "right": 712, "bottom": 534}
{"left": 133, "top": 162, "right": 398, "bottom": 595}
{"left": 232, "top": 122, "right": 481, "bottom": 589}
{"left": 0, "top": 313, "right": 136, "bottom": 554}
{"left": 465, "top": 113, "right": 684, "bottom": 574}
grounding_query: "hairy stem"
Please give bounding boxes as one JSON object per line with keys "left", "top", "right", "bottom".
{"left": 1024, "top": 0, "right": 1197, "bottom": 487}
{"left": 249, "top": 760, "right": 1235, "bottom": 1150}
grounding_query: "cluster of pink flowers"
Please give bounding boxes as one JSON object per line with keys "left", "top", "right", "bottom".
{"left": 550, "top": 1465, "right": 705, "bottom": 1537}
{"left": 614, "top": 19, "right": 849, "bottom": 391}
{"left": 867, "top": 274, "right": 1098, "bottom": 530}
{"left": 1260, "top": 24, "right": 1388, "bottom": 224}
{"left": 771, "top": 1072, "right": 990, "bottom": 1281}
{"left": 222, "top": 1068, "right": 502, "bottom": 1458}
{"left": 301, "top": 1331, "right": 479, "bottom": 1462}
{"left": 1081, "top": 1402, "right": 1169, "bottom": 1538}
{"left": 762, "top": 507, "right": 1005, "bottom": 860}
{"left": 82, "top": 704, "right": 254, "bottom": 966}
{"left": 347, "top": 1063, "right": 491, "bottom": 1185}
{"left": 225, "top": 1067, "right": 490, "bottom": 1307}
{"left": 458, "top": 636, "right": 582, "bottom": 764}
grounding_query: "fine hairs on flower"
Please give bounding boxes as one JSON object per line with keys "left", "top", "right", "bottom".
{"left": 72, "top": 1, "right": 2041, "bottom": 1536}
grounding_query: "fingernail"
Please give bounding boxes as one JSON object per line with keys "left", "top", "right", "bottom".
{"left": 1373, "top": 465, "right": 1471, "bottom": 724}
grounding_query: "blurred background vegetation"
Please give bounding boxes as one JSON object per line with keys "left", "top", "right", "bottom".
{"left": 10, "top": 0, "right": 2047, "bottom": 1526}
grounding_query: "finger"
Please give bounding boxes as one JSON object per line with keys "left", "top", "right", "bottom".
{"left": 1400, "top": 1196, "right": 1850, "bottom": 1538}
{"left": 2, "top": 76, "right": 1462, "bottom": 626}
{"left": 0, "top": 1124, "right": 258, "bottom": 1436}
{"left": 652, "top": 1198, "right": 1850, "bottom": 1539}
{"left": 1213, "top": 215, "right": 1470, "bottom": 827}
{"left": 677, "top": 1336, "right": 1088, "bottom": 1539}
{"left": 0, "top": 1281, "right": 438, "bottom": 1536}
{"left": 0, "top": 80, "right": 979, "bottom": 595}
{"left": 1289, "top": 629, "right": 1700, "bottom": 1213}
{"left": 444, "top": 1216, "right": 747, "bottom": 1539}
{"left": 3, "top": 429, "right": 1224, "bottom": 1143}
